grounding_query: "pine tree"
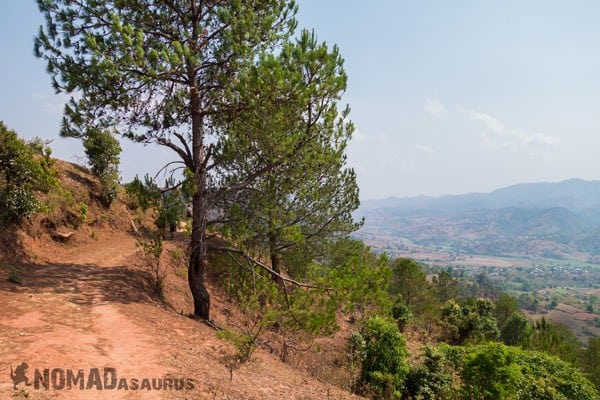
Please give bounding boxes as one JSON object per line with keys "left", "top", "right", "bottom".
{"left": 35, "top": 0, "right": 360, "bottom": 320}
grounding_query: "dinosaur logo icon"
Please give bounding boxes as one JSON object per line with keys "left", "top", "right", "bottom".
{"left": 10, "top": 362, "right": 31, "bottom": 390}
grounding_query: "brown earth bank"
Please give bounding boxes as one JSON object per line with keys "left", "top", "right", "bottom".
{"left": 0, "top": 232, "right": 363, "bottom": 399}
{"left": 0, "top": 161, "right": 363, "bottom": 399}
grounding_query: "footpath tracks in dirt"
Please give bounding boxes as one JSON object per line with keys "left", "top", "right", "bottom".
{"left": 0, "top": 236, "right": 172, "bottom": 399}
{"left": 0, "top": 234, "right": 361, "bottom": 399}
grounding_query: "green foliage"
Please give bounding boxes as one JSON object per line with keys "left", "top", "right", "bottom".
{"left": 585, "top": 337, "right": 600, "bottom": 391}
{"left": 518, "top": 292, "right": 540, "bottom": 312}
{"left": 528, "top": 317, "right": 584, "bottom": 367}
{"left": 403, "top": 346, "right": 456, "bottom": 400}
{"left": 211, "top": 237, "right": 391, "bottom": 353}
{"left": 82, "top": 129, "right": 121, "bottom": 207}
{"left": 440, "top": 298, "right": 499, "bottom": 345}
{"left": 430, "top": 343, "right": 600, "bottom": 400}
{"left": 220, "top": 29, "right": 361, "bottom": 282}
{"left": 34, "top": 0, "right": 360, "bottom": 323}
{"left": 392, "top": 296, "right": 413, "bottom": 332}
{"left": 347, "top": 330, "right": 367, "bottom": 368}
{"left": 0, "top": 121, "right": 56, "bottom": 224}
{"left": 310, "top": 239, "right": 392, "bottom": 317}
{"left": 155, "top": 188, "right": 185, "bottom": 237}
{"left": 125, "top": 174, "right": 186, "bottom": 237}
{"left": 216, "top": 329, "right": 257, "bottom": 363}
{"left": 389, "top": 258, "right": 430, "bottom": 309}
{"left": 125, "top": 174, "right": 161, "bottom": 211}
{"left": 500, "top": 312, "right": 533, "bottom": 347}
{"left": 461, "top": 342, "right": 524, "bottom": 400}
{"left": 78, "top": 202, "right": 88, "bottom": 222}
{"left": 431, "top": 270, "right": 460, "bottom": 303}
{"left": 494, "top": 294, "right": 520, "bottom": 329}
{"left": 353, "top": 316, "right": 409, "bottom": 399}
{"left": 3, "top": 265, "right": 25, "bottom": 284}
{"left": 136, "top": 235, "right": 164, "bottom": 296}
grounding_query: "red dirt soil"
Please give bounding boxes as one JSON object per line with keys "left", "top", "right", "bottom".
{"left": 0, "top": 230, "right": 362, "bottom": 399}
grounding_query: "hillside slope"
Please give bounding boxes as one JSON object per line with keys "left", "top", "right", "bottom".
{"left": 0, "top": 161, "right": 362, "bottom": 399}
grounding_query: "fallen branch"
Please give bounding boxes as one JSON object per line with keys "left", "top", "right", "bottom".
{"left": 209, "top": 246, "right": 322, "bottom": 289}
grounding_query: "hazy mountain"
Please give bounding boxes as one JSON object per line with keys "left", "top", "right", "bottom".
{"left": 357, "top": 179, "right": 600, "bottom": 260}
{"left": 361, "top": 179, "right": 600, "bottom": 212}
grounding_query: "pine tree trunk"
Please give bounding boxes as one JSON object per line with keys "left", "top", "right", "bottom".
{"left": 269, "top": 233, "right": 283, "bottom": 284}
{"left": 189, "top": 186, "right": 210, "bottom": 319}
{"left": 188, "top": 87, "right": 210, "bottom": 320}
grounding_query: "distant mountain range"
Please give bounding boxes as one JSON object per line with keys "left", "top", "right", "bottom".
{"left": 356, "top": 179, "right": 600, "bottom": 262}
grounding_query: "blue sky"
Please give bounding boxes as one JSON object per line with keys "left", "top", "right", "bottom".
{"left": 2, "top": 1, "right": 600, "bottom": 199}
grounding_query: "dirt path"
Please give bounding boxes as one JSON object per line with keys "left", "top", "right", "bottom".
{"left": 0, "top": 235, "right": 167, "bottom": 399}
{"left": 0, "top": 234, "right": 361, "bottom": 399}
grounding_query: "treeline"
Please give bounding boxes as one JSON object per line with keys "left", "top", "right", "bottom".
{"left": 346, "top": 256, "right": 600, "bottom": 399}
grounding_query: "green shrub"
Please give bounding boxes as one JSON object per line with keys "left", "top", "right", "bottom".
{"left": 137, "top": 235, "right": 164, "bottom": 296}
{"left": 217, "top": 329, "right": 257, "bottom": 363}
{"left": 155, "top": 189, "right": 185, "bottom": 238}
{"left": 440, "top": 298, "right": 499, "bottom": 345}
{"left": 0, "top": 121, "right": 56, "bottom": 224}
{"left": 4, "top": 265, "right": 25, "bottom": 284}
{"left": 432, "top": 343, "right": 600, "bottom": 400}
{"left": 403, "top": 346, "right": 455, "bottom": 400}
{"left": 125, "top": 174, "right": 161, "bottom": 210}
{"left": 82, "top": 128, "right": 121, "bottom": 207}
{"left": 392, "top": 296, "right": 412, "bottom": 332}
{"left": 354, "top": 316, "right": 409, "bottom": 399}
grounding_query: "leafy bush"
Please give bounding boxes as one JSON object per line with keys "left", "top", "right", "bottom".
{"left": 431, "top": 343, "right": 600, "bottom": 400}
{"left": 500, "top": 312, "right": 532, "bottom": 346}
{"left": 216, "top": 329, "right": 257, "bottom": 363}
{"left": 440, "top": 298, "right": 499, "bottom": 345}
{"left": 354, "top": 316, "right": 409, "bottom": 399}
{"left": 125, "top": 175, "right": 186, "bottom": 238}
{"left": 528, "top": 317, "right": 583, "bottom": 367}
{"left": 82, "top": 128, "right": 121, "bottom": 207}
{"left": 3, "top": 265, "right": 25, "bottom": 284}
{"left": 137, "top": 235, "right": 164, "bottom": 296}
{"left": 125, "top": 174, "right": 161, "bottom": 210}
{"left": 461, "top": 342, "right": 524, "bottom": 400}
{"left": 403, "top": 346, "right": 455, "bottom": 400}
{"left": 155, "top": 189, "right": 185, "bottom": 238}
{"left": 392, "top": 296, "right": 413, "bottom": 332}
{"left": 0, "top": 121, "right": 56, "bottom": 224}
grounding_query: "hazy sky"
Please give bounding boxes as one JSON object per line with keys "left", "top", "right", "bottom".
{"left": 2, "top": 1, "right": 600, "bottom": 200}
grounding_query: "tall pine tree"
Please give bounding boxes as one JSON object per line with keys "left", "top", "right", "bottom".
{"left": 35, "top": 0, "right": 360, "bottom": 320}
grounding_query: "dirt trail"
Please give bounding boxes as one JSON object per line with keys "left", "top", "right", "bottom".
{"left": 0, "top": 234, "right": 360, "bottom": 399}
{"left": 0, "top": 235, "right": 166, "bottom": 399}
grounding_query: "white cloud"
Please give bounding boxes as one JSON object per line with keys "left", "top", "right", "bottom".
{"left": 416, "top": 144, "right": 435, "bottom": 154}
{"left": 424, "top": 98, "right": 445, "bottom": 118}
{"left": 459, "top": 107, "right": 562, "bottom": 149}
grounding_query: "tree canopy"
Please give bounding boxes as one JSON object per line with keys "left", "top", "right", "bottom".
{"left": 35, "top": 0, "right": 361, "bottom": 320}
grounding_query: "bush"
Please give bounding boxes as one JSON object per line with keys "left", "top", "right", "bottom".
{"left": 0, "top": 121, "right": 56, "bottom": 224}
{"left": 432, "top": 343, "right": 600, "bottom": 400}
{"left": 155, "top": 189, "right": 185, "bottom": 238}
{"left": 354, "top": 316, "right": 409, "bottom": 399}
{"left": 125, "top": 174, "right": 161, "bottom": 210}
{"left": 392, "top": 296, "right": 412, "bottom": 332}
{"left": 403, "top": 346, "right": 455, "bottom": 400}
{"left": 82, "top": 128, "right": 121, "bottom": 207}
{"left": 137, "top": 235, "right": 164, "bottom": 296}
{"left": 440, "top": 298, "right": 499, "bottom": 345}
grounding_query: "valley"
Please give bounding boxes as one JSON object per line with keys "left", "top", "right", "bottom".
{"left": 356, "top": 178, "right": 600, "bottom": 341}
